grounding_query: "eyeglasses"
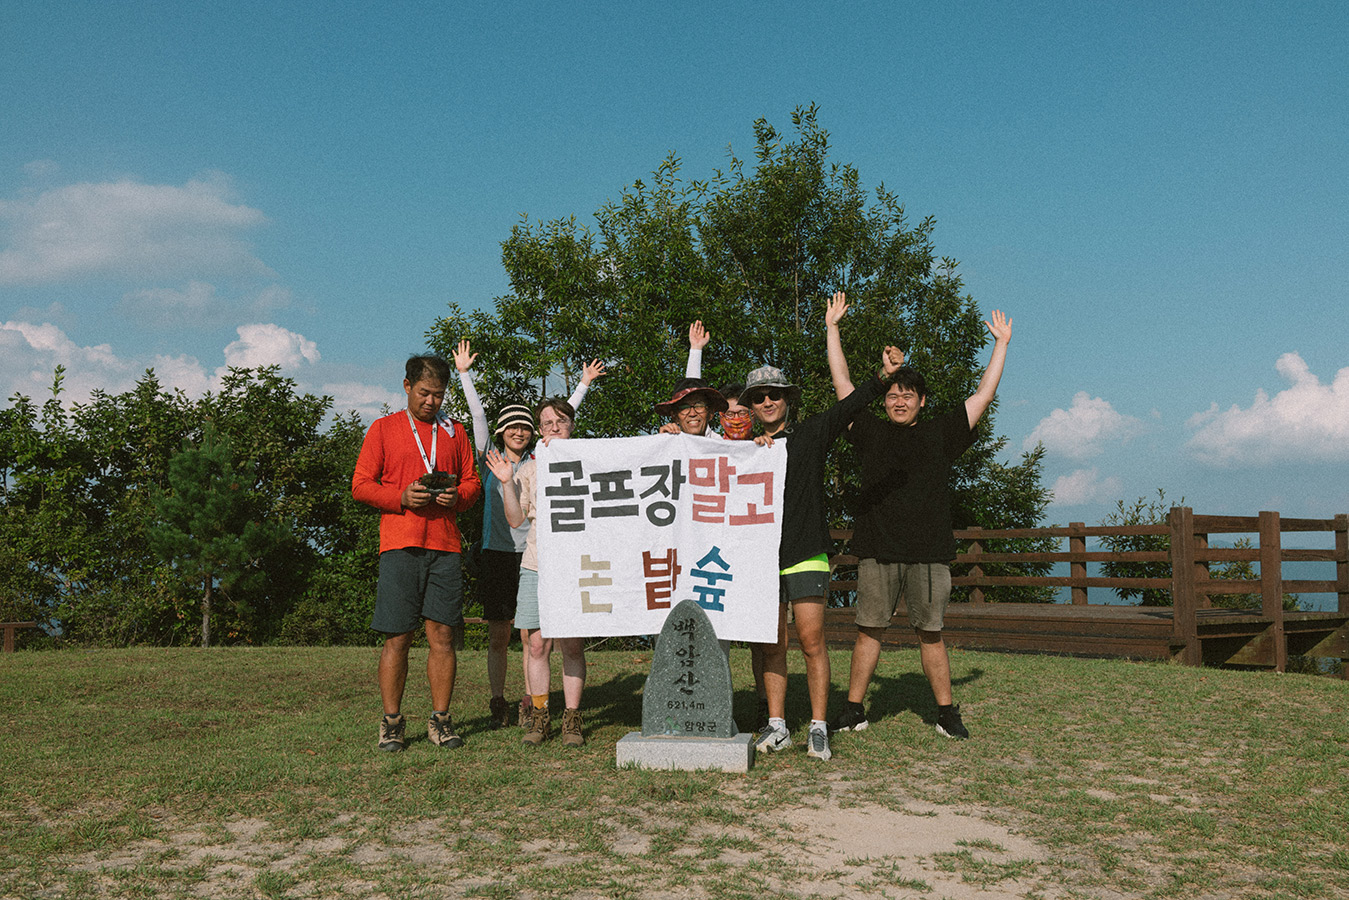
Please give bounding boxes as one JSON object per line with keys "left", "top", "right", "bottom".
{"left": 538, "top": 417, "right": 571, "bottom": 432}
{"left": 719, "top": 409, "right": 752, "bottom": 421}
{"left": 675, "top": 401, "right": 708, "bottom": 414}
{"left": 749, "top": 388, "right": 786, "bottom": 405}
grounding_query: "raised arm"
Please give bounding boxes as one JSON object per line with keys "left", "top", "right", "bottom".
{"left": 452, "top": 340, "right": 490, "bottom": 454}
{"left": 824, "top": 292, "right": 854, "bottom": 401}
{"left": 567, "top": 359, "right": 607, "bottom": 411}
{"left": 965, "top": 310, "right": 1012, "bottom": 428}
{"left": 685, "top": 320, "right": 708, "bottom": 378}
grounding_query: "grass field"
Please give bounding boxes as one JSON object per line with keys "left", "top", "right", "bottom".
{"left": 2, "top": 645, "right": 1346, "bottom": 899}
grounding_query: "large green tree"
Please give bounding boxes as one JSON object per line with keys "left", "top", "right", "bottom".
{"left": 150, "top": 424, "right": 289, "bottom": 647}
{"left": 428, "top": 106, "right": 1052, "bottom": 600}
{"left": 2, "top": 366, "right": 377, "bottom": 646}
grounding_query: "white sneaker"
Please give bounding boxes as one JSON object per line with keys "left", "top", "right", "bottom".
{"left": 754, "top": 722, "right": 791, "bottom": 753}
{"left": 806, "top": 726, "right": 832, "bottom": 761}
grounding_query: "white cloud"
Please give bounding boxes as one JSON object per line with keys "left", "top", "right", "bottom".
{"left": 2, "top": 320, "right": 320, "bottom": 407}
{"left": 1186, "top": 352, "right": 1349, "bottom": 465}
{"left": 221, "top": 323, "right": 320, "bottom": 371}
{"left": 1050, "top": 467, "right": 1123, "bottom": 506}
{"left": 323, "top": 381, "right": 405, "bottom": 421}
{"left": 0, "top": 173, "right": 270, "bottom": 284}
{"left": 1, "top": 319, "right": 177, "bottom": 403}
{"left": 1024, "top": 392, "right": 1144, "bottom": 459}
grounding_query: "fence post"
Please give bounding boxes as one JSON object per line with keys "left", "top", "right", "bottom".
{"left": 1336, "top": 514, "right": 1348, "bottom": 679}
{"left": 1169, "top": 507, "right": 1200, "bottom": 666}
{"left": 967, "top": 527, "right": 985, "bottom": 604}
{"left": 1069, "top": 522, "right": 1087, "bottom": 605}
{"left": 1258, "top": 510, "right": 1286, "bottom": 673}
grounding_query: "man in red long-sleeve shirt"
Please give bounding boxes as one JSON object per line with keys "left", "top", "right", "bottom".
{"left": 352, "top": 354, "right": 482, "bottom": 752}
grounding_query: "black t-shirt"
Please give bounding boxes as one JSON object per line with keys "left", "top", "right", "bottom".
{"left": 774, "top": 376, "right": 887, "bottom": 569}
{"left": 845, "top": 406, "right": 976, "bottom": 563}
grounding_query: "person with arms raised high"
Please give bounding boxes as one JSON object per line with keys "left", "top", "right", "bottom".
{"left": 824, "top": 291, "right": 1012, "bottom": 741}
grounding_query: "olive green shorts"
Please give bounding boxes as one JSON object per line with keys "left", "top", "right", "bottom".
{"left": 855, "top": 560, "right": 951, "bottom": 632}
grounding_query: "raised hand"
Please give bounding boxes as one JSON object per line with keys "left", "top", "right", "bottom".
{"left": 880, "top": 346, "right": 903, "bottom": 377}
{"left": 483, "top": 448, "right": 515, "bottom": 483}
{"left": 580, "top": 359, "right": 607, "bottom": 385}
{"left": 825, "top": 292, "right": 849, "bottom": 327}
{"left": 984, "top": 310, "right": 1012, "bottom": 344}
{"left": 453, "top": 339, "right": 477, "bottom": 373}
{"left": 689, "top": 320, "right": 710, "bottom": 350}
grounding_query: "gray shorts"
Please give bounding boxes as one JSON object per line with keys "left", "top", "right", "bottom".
{"left": 372, "top": 548, "right": 464, "bottom": 634}
{"left": 514, "top": 567, "right": 541, "bottom": 631}
{"left": 855, "top": 560, "right": 951, "bottom": 632}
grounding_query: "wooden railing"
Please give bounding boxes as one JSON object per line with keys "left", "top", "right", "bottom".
{"left": 827, "top": 509, "right": 1349, "bottom": 673}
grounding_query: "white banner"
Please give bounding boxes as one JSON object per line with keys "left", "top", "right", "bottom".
{"left": 535, "top": 433, "right": 786, "bottom": 643}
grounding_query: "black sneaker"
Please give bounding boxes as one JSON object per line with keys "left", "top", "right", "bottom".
{"left": 378, "top": 713, "right": 406, "bottom": 752}
{"left": 828, "top": 704, "right": 869, "bottom": 733}
{"left": 936, "top": 704, "right": 970, "bottom": 740}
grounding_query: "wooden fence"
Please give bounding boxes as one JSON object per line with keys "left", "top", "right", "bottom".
{"left": 820, "top": 508, "right": 1349, "bottom": 675}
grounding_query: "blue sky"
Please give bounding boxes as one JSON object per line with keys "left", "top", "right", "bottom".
{"left": 3, "top": 2, "right": 1347, "bottom": 545}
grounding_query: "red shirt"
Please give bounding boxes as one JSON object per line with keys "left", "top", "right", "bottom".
{"left": 352, "top": 411, "right": 483, "bottom": 554}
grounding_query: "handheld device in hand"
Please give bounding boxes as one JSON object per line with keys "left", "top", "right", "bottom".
{"left": 420, "top": 471, "right": 458, "bottom": 496}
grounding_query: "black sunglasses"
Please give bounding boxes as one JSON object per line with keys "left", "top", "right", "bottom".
{"left": 749, "top": 388, "right": 786, "bottom": 404}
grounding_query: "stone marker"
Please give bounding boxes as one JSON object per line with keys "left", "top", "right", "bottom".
{"left": 615, "top": 598, "right": 754, "bottom": 772}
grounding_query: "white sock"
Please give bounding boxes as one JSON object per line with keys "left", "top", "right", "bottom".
{"left": 810, "top": 719, "right": 827, "bottom": 732}
{"left": 769, "top": 717, "right": 786, "bottom": 731}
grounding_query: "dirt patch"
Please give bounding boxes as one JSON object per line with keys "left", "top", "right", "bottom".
{"left": 52, "top": 788, "right": 1068, "bottom": 898}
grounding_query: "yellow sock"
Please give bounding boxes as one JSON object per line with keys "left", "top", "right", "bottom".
{"left": 532, "top": 694, "right": 548, "bottom": 709}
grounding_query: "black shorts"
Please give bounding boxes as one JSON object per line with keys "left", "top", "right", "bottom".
{"left": 372, "top": 548, "right": 464, "bottom": 635}
{"left": 478, "top": 549, "right": 524, "bottom": 622}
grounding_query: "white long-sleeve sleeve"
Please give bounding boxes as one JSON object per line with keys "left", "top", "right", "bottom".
{"left": 458, "top": 369, "right": 491, "bottom": 454}
{"left": 685, "top": 347, "right": 702, "bottom": 379}
{"left": 568, "top": 380, "right": 589, "bottom": 412}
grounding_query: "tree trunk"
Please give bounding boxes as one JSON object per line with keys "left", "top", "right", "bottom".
{"left": 201, "top": 575, "right": 213, "bottom": 648}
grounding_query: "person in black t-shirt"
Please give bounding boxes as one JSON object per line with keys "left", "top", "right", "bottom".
{"left": 744, "top": 347, "right": 901, "bottom": 762}
{"left": 823, "top": 292, "right": 1013, "bottom": 741}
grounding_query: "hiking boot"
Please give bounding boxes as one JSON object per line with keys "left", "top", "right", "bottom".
{"left": 936, "top": 704, "right": 970, "bottom": 740}
{"left": 828, "top": 703, "right": 870, "bottom": 733}
{"left": 560, "top": 708, "right": 585, "bottom": 747}
{"left": 378, "top": 713, "right": 406, "bottom": 752}
{"left": 489, "top": 696, "right": 510, "bottom": 730}
{"left": 753, "top": 721, "right": 791, "bottom": 753}
{"left": 523, "top": 706, "right": 551, "bottom": 746}
{"left": 427, "top": 712, "right": 464, "bottom": 749}
{"left": 806, "top": 726, "right": 833, "bottom": 761}
{"left": 518, "top": 698, "right": 532, "bottom": 729}
{"left": 753, "top": 697, "right": 770, "bottom": 733}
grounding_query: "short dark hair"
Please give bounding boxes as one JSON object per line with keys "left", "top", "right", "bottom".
{"left": 405, "top": 355, "right": 451, "bottom": 386}
{"left": 719, "top": 382, "right": 745, "bottom": 402}
{"left": 535, "top": 397, "right": 575, "bottom": 422}
{"left": 888, "top": 367, "right": 927, "bottom": 400}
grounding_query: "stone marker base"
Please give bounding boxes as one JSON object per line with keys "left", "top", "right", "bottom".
{"left": 615, "top": 732, "right": 755, "bottom": 773}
